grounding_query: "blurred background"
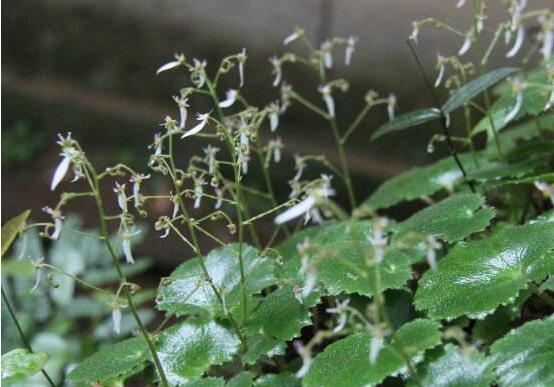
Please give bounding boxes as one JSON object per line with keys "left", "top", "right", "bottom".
{"left": 3, "top": 0, "right": 551, "bottom": 272}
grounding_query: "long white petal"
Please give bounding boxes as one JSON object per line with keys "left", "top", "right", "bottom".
{"left": 504, "top": 92, "right": 523, "bottom": 124}
{"left": 51, "top": 156, "right": 71, "bottom": 191}
{"left": 273, "top": 67, "right": 282, "bottom": 87}
{"left": 506, "top": 25, "right": 524, "bottom": 58}
{"left": 456, "top": 0, "right": 466, "bottom": 8}
{"left": 133, "top": 182, "right": 140, "bottom": 208}
{"left": 434, "top": 65, "right": 445, "bottom": 88}
{"left": 156, "top": 60, "right": 180, "bottom": 75}
{"left": 239, "top": 62, "right": 245, "bottom": 87}
{"left": 181, "top": 120, "right": 207, "bottom": 138}
{"left": 324, "top": 51, "right": 333, "bottom": 69}
{"left": 323, "top": 94, "right": 335, "bottom": 118}
{"left": 270, "top": 112, "right": 279, "bottom": 132}
{"left": 544, "top": 84, "right": 554, "bottom": 111}
{"left": 179, "top": 105, "right": 188, "bottom": 128}
{"left": 369, "top": 337, "right": 383, "bottom": 365}
{"left": 112, "top": 308, "right": 122, "bottom": 334}
{"left": 218, "top": 90, "right": 238, "bottom": 108}
{"left": 542, "top": 30, "right": 554, "bottom": 62}
{"left": 117, "top": 192, "right": 127, "bottom": 212}
{"left": 458, "top": 36, "right": 472, "bottom": 56}
{"left": 275, "top": 196, "right": 316, "bottom": 224}
{"left": 51, "top": 218, "right": 63, "bottom": 240}
{"left": 122, "top": 239, "right": 134, "bottom": 264}
{"left": 284, "top": 32, "right": 299, "bottom": 45}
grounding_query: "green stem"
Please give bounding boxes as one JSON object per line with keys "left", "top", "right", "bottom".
{"left": 330, "top": 119, "right": 356, "bottom": 209}
{"left": 483, "top": 89, "right": 505, "bottom": 160}
{"left": 1, "top": 287, "right": 57, "bottom": 387}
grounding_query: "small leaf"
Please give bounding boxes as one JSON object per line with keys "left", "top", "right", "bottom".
{"left": 490, "top": 317, "right": 554, "bottom": 387}
{"left": 371, "top": 108, "right": 441, "bottom": 141}
{"left": 1, "top": 349, "right": 47, "bottom": 383}
{"left": 157, "top": 318, "right": 241, "bottom": 385}
{"left": 414, "top": 222, "right": 554, "bottom": 320}
{"left": 394, "top": 193, "right": 495, "bottom": 243}
{"left": 411, "top": 344, "right": 494, "bottom": 387}
{"left": 360, "top": 154, "right": 477, "bottom": 210}
{"left": 1, "top": 210, "right": 30, "bottom": 258}
{"left": 304, "top": 319, "right": 441, "bottom": 387}
{"left": 277, "top": 221, "right": 416, "bottom": 298}
{"left": 157, "top": 244, "right": 275, "bottom": 318}
{"left": 67, "top": 337, "right": 149, "bottom": 384}
{"left": 442, "top": 67, "right": 519, "bottom": 113}
{"left": 244, "top": 285, "right": 313, "bottom": 364}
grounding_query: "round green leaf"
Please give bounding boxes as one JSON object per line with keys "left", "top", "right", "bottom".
{"left": 304, "top": 319, "right": 441, "bottom": 387}
{"left": 490, "top": 317, "right": 554, "bottom": 387}
{"left": 414, "top": 222, "right": 554, "bottom": 319}
{"left": 156, "top": 318, "right": 241, "bottom": 385}
{"left": 411, "top": 344, "right": 493, "bottom": 387}
{"left": 1, "top": 349, "right": 47, "bottom": 383}
{"left": 67, "top": 337, "right": 149, "bottom": 384}
{"left": 157, "top": 244, "right": 276, "bottom": 317}
{"left": 394, "top": 193, "right": 495, "bottom": 243}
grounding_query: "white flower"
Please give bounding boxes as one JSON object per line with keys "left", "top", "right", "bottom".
{"left": 204, "top": 145, "right": 220, "bottom": 175}
{"left": 534, "top": 180, "right": 554, "bottom": 205}
{"left": 318, "top": 84, "right": 335, "bottom": 118}
{"left": 506, "top": 25, "right": 525, "bottom": 58}
{"left": 218, "top": 89, "right": 238, "bottom": 108}
{"left": 387, "top": 94, "right": 397, "bottom": 121}
{"left": 270, "top": 56, "right": 282, "bottom": 87}
{"left": 268, "top": 137, "right": 284, "bottom": 163}
{"left": 112, "top": 306, "right": 122, "bottom": 334}
{"left": 237, "top": 48, "right": 246, "bottom": 87}
{"left": 409, "top": 22, "right": 419, "bottom": 44}
{"left": 368, "top": 217, "right": 389, "bottom": 263}
{"left": 51, "top": 150, "right": 72, "bottom": 191}
{"left": 293, "top": 341, "right": 312, "bottom": 378}
{"left": 173, "top": 96, "right": 189, "bottom": 128}
{"left": 182, "top": 112, "right": 210, "bottom": 139}
{"left": 369, "top": 336, "right": 383, "bottom": 365}
{"left": 193, "top": 175, "right": 206, "bottom": 209}
{"left": 292, "top": 155, "right": 306, "bottom": 182}
{"left": 458, "top": 33, "right": 472, "bottom": 56}
{"left": 156, "top": 54, "right": 185, "bottom": 75}
{"left": 269, "top": 102, "right": 280, "bottom": 132}
{"left": 345, "top": 35, "right": 357, "bottom": 66}
{"left": 505, "top": 78, "right": 525, "bottom": 125}
{"left": 42, "top": 207, "right": 64, "bottom": 240}
{"left": 425, "top": 235, "right": 442, "bottom": 270}
{"left": 215, "top": 188, "right": 224, "bottom": 209}
{"left": 434, "top": 55, "right": 446, "bottom": 88}
{"left": 190, "top": 58, "right": 207, "bottom": 87}
{"left": 284, "top": 28, "right": 304, "bottom": 45}
{"left": 321, "top": 40, "right": 333, "bottom": 69}
{"left": 456, "top": 0, "right": 466, "bottom": 8}
{"left": 539, "top": 16, "right": 554, "bottom": 62}
{"left": 326, "top": 299, "right": 350, "bottom": 333}
{"left": 114, "top": 182, "right": 128, "bottom": 212}
{"left": 275, "top": 175, "right": 335, "bottom": 224}
{"left": 130, "top": 174, "right": 150, "bottom": 208}
{"left": 121, "top": 228, "right": 140, "bottom": 264}
{"left": 149, "top": 132, "right": 163, "bottom": 157}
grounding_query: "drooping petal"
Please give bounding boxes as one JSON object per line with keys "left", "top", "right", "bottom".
{"left": 179, "top": 105, "right": 188, "bottom": 129}
{"left": 270, "top": 111, "right": 279, "bottom": 132}
{"left": 458, "top": 35, "right": 472, "bottom": 56}
{"left": 369, "top": 336, "right": 383, "bottom": 365}
{"left": 122, "top": 238, "right": 134, "bottom": 264}
{"left": 275, "top": 196, "right": 316, "bottom": 224}
{"left": 504, "top": 91, "right": 523, "bottom": 124}
{"left": 112, "top": 307, "right": 122, "bottom": 334}
{"left": 181, "top": 113, "right": 209, "bottom": 138}
{"left": 456, "top": 0, "right": 466, "bottom": 8}
{"left": 51, "top": 155, "right": 71, "bottom": 191}
{"left": 156, "top": 60, "right": 180, "bottom": 75}
{"left": 506, "top": 25, "right": 525, "bottom": 58}
{"left": 218, "top": 89, "right": 238, "bottom": 108}
{"left": 434, "top": 64, "right": 445, "bottom": 88}
{"left": 542, "top": 30, "right": 554, "bottom": 62}
{"left": 323, "top": 93, "right": 335, "bottom": 118}
{"left": 51, "top": 218, "right": 63, "bottom": 240}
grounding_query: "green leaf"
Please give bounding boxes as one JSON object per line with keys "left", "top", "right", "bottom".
{"left": 277, "top": 221, "right": 416, "bottom": 298}
{"left": 442, "top": 67, "right": 519, "bottom": 113}
{"left": 410, "top": 344, "right": 493, "bottom": 387}
{"left": 304, "top": 319, "right": 442, "bottom": 387}
{"left": 254, "top": 372, "right": 299, "bottom": 387}
{"left": 371, "top": 108, "right": 441, "bottom": 141}
{"left": 1, "top": 349, "right": 47, "bottom": 383}
{"left": 1, "top": 210, "right": 30, "bottom": 258}
{"left": 244, "top": 285, "right": 313, "bottom": 364}
{"left": 394, "top": 193, "right": 495, "bottom": 243}
{"left": 84, "top": 258, "right": 154, "bottom": 286}
{"left": 67, "top": 337, "right": 149, "bottom": 384}
{"left": 184, "top": 378, "right": 226, "bottom": 387}
{"left": 226, "top": 372, "right": 253, "bottom": 387}
{"left": 472, "top": 86, "right": 551, "bottom": 137}
{"left": 156, "top": 318, "right": 241, "bottom": 385}
{"left": 490, "top": 317, "right": 554, "bottom": 387}
{"left": 360, "top": 154, "right": 477, "bottom": 210}
{"left": 414, "top": 222, "right": 554, "bottom": 319}
{"left": 157, "top": 244, "right": 276, "bottom": 318}
{"left": 469, "top": 152, "right": 552, "bottom": 184}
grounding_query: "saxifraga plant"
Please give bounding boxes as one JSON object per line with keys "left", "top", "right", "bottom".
{"left": 2, "top": 1, "right": 554, "bottom": 386}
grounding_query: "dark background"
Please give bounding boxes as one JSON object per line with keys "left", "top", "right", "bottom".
{"left": 3, "top": 0, "right": 548, "bottom": 270}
